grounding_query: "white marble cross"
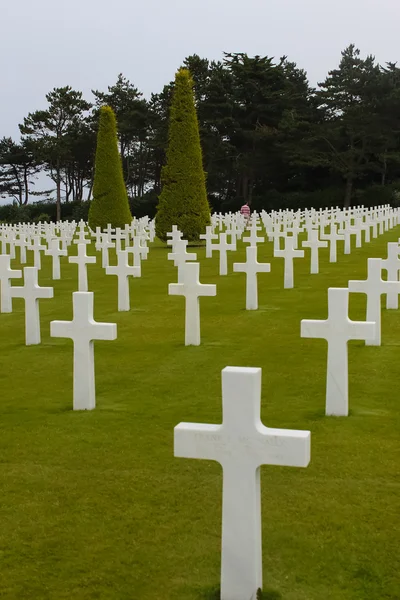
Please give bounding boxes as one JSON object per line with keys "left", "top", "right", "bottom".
{"left": 73, "top": 229, "right": 91, "bottom": 245}
{"left": 302, "top": 229, "right": 327, "bottom": 274}
{"left": 301, "top": 287, "right": 375, "bottom": 416}
{"left": 274, "top": 236, "right": 304, "bottom": 289}
{"left": 174, "top": 366, "right": 310, "bottom": 600}
{"left": 233, "top": 246, "right": 271, "bottom": 310}
{"left": 211, "top": 233, "right": 235, "bottom": 276}
{"left": 127, "top": 236, "right": 149, "bottom": 267}
{"left": 199, "top": 226, "right": 218, "bottom": 258}
{"left": 50, "top": 292, "right": 117, "bottom": 410}
{"left": 69, "top": 243, "right": 96, "bottom": 291}
{"left": 168, "top": 239, "right": 197, "bottom": 283}
{"left": 106, "top": 250, "right": 140, "bottom": 311}
{"left": 321, "top": 223, "right": 344, "bottom": 263}
{"left": 381, "top": 242, "right": 400, "bottom": 309}
{"left": 349, "top": 258, "right": 400, "bottom": 346}
{"left": 242, "top": 226, "right": 264, "bottom": 247}
{"left": 45, "top": 238, "right": 67, "bottom": 280}
{"left": 31, "top": 236, "right": 46, "bottom": 270}
{"left": 169, "top": 262, "right": 216, "bottom": 345}
{"left": 167, "top": 226, "right": 183, "bottom": 253}
{"left": 0, "top": 255, "right": 22, "bottom": 313}
{"left": 11, "top": 267, "right": 53, "bottom": 344}
{"left": 96, "top": 234, "right": 115, "bottom": 269}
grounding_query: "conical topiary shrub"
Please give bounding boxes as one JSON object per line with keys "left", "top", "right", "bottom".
{"left": 155, "top": 68, "right": 210, "bottom": 242}
{"left": 88, "top": 105, "right": 132, "bottom": 230}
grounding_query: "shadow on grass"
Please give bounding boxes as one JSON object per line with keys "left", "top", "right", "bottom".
{"left": 199, "top": 586, "right": 282, "bottom": 599}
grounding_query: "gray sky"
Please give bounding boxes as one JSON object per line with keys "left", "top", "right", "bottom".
{"left": 1, "top": 0, "right": 399, "bottom": 140}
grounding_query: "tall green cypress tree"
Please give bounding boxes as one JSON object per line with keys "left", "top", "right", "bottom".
{"left": 155, "top": 69, "right": 210, "bottom": 242}
{"left": 88, "top": 106, "right": 132, "bottom": 230}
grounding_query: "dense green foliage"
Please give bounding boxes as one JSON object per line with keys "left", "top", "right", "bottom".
{"left": 155, "top": 69, "right": 210, "bottom": 242}
{"left": 2, "top": 45, "right": 400, "bottom": 215}
{"left": 0, "top": 231, "right": 399, "bottom": 599}
{"left": 88, "top": 106, "right": 132, "bottom": 230}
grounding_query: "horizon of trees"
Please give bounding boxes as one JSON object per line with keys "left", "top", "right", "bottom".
{"left": 1, "top": 44, "right": 400, "bottom": 218}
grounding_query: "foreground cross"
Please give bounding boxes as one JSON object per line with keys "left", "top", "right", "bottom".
{"left": 233, "top": 246, "right": 271, "bottom": 310}
{"left": 50, "top": 292, "right": 117, "bottom": 410}
{"left": 169, "top": 262, "right": 216, "bottom": 345}
{"left": 106, "top": 250, "right": 140, "bottom": 311}
{"left": 0, "top": 255, "right": 22, "bottom": 313}
{"left": 69, "top": 243, "right": 96, "bottom": 291}
{"left": 174, "top": 366, "right": 310, "bottom": 600}
{"left": 11, "top": 267, "right": 53, "bottom": 344}
{"left": 349, "top": 258, "right": 400, "bottom": 345}
{"left": 301, "top": 288, "right": 375, "bottom": 416}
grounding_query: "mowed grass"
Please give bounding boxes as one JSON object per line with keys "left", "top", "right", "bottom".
{"left": 0, "top": 227, "right": 399, "bottom": 600}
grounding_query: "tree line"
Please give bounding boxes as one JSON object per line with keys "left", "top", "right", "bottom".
{"left": 1, "top": 44, "right": 400, "bottom": 220}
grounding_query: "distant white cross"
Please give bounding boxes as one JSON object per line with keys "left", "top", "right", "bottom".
{"left": 31, "top": 236, "right": 46, "bottom": 269}
{"left": 302, "top": 229, "right": 327, "bottom": 274}
{"left": 168, "top": 239, "right": 197, "bottom": 283}
{"left": 233, "top": 246, "right": 271, "bottom": 310}
{"left": 274, "top": 236, "right": 304, "bottom": 289}
{"left": 45, "top": 238, "right": 67, "bottom": 280}
{"left": 174, "top": 366, "right": 310, "bottom": 600}
{"left": 127, "top": 236, "right": 149, "bottom": 267}
{"left": 301, "top": 287, "right": 375, "bottom": 416}
{"left": 199, "top": 226, "right": 218, "bottom": 258}
{"left": 73, "top": 229, "right": 91, "bottom": 246}
{"left": 96, "top": 234, "right": 115, "bottom": 269}
{"left": 169, "top": 262, "right": 216, "bottom": 345}
{"left": 167, "top": 226, "right": 183, "bottom": 253}
{"left": 321, "top": 223, "right": 344, "bottom": 263}
{"left": 69, "top": 243, "right": 96, "bottom": 291}
{"left": 106, "top": 250, "right": 140, "bottom": 311}
{"left": 242, "top": 226, "right": 265, "bottom": 247}
{"left": 381, "top": 242, "right": 400, "bottom": 309}
{"left": 211, "top": 233, "right": 235, "bottom": 276}
{"left": 50, "top": 292, "right": 117, "bottom": 410}
{"left": 11, "top": 267, "right": 53, "bottom": 344}
{"left": 0, "top": 255, "right": 22, "bottom": 313}
{"left": 349, "top": 258, "right": 400, "bottom": 346}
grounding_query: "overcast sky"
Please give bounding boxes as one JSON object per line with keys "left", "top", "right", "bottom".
{"left": 1, "top": 0, "right": 400, "bottom": 141}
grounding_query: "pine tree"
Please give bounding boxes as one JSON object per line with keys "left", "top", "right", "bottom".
{"left": 88, "top": 106, "right": 132, "bottom": 229}
{"left": 155, "top": 68, "right": 210, "bottom": 242}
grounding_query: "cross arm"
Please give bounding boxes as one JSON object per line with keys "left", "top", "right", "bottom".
{"left": 174, "top": 422, "right": 223, "bottom": 461}
{"left": 255, "top": 425, "right": 311, "bottom": 468}
{"left": 301, "top": 319, "right": 329, "bottom": 340}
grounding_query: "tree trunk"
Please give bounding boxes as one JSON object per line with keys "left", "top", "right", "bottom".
{"left": 344, "top": 176, "right": 353, "bottom": 208}
{"left": 56, "top": 164, "right": 61, "bottom": 221}
{"left": 23, "top": 166, "right": 29, "bottom": 205}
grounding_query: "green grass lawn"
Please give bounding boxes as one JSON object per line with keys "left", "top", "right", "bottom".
{"left": 0, "top": 228, "right": 399, "bottom": 600}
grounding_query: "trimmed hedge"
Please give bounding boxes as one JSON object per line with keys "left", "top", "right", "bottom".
{"left": 155, "top": 68, "right": 210, "bottom": 242}
{"left": 88, "top": 106, "right": 132, "bottom": 230}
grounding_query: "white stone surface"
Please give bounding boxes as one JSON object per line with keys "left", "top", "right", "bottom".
{"left": 211, "top": 233, "right": 235, "bottom": 276}
{"left": 274, "top": 236, "right": 304, "bottom": 289}
{"left": 233, "top": 246, "right": 271, "bottom": 310}
{"left": 381, "top": 242, "right": 400, "bottom": 309}
{"left": 168, "top": 239, "right": 197, "bottom": 283}
{"left": 50, "top": 292, "right": 117, "bottom": 410}
{"left": 96, "top": 234, "right": 115, "bottom": 269}
{"left": 0, "top": 255, "right": 22, "bottom": 313}
{"left": 45, "top": 238, "right": 67, "bottom": 280}
{"left": 301, "top": 287, "right": 375, "bottom": 416}
{"left": 169, "top": 262, "right": 216, "bottom": 345}
{"left": 321, "top": 223, "right": 344, "bottom": 263}
{"left": 106, "top": 250, "right": 140, "bottom": 311}
{"left": 69, "top": 243, "right": 96, "bottom": 291}
{"left": 200, "top": 226, "right": 218, "bottom": 258}
{"left": 174, "top": 366, "right": 310, "bottom": 600}
{"left": 11, "top": 267, "right": 53, "bottom": 345}
{"left": 302, "top": 229, "right": 328, "bottom": 274}
{"left": 31, "top": 236, "right": 46, "bottom": 270}
{"left": 349, "top": 258, "right": 400, "bottom": 346}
